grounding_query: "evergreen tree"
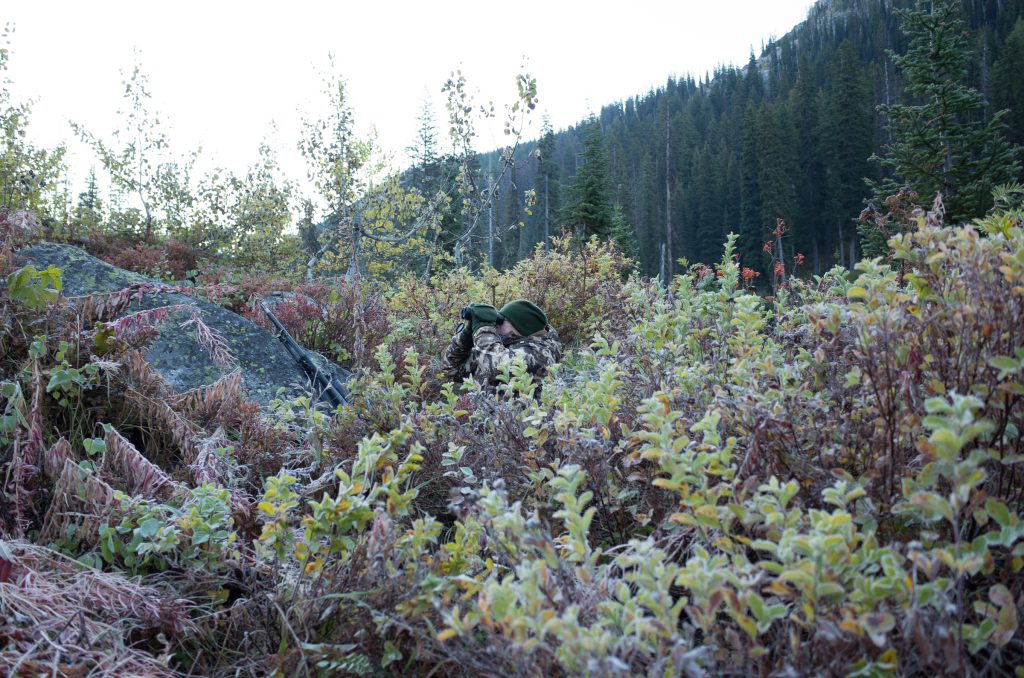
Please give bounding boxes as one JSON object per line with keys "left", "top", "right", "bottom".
{"left": 756, "top": 101, "right": 799, "bottom": 259}
{"left": 608, "top": 202, "right": 639, "bottom": 262}
{"left": 535, "top": 118, "right": 561, "bottom": 250}
{"left": 73, "top": 166, "right": 103, "bottom": 232}
{"left": 636, "top": 150, "right": 661, "bottom": 276}
{"left": 993, "top": 18, "right": 1024, "bottom": 147}
{"left": 743, "top": 52, "right": 765, "bottom": 102}
{"left": 560, "top": 120, "right": 613, "bottom": 240}
{"left": 406, "top": 96, "right": 441, "bottom": 195}
{"left": 789, "top": 54, "right": 827, "bottom": 272}
{"left": 870, "top": 0, "right": 1020, "bottom": 228}
{"left": 499, "top": 163, "right": 522, "bottom": 269}
{"left": 821, "top": 40, "right": 875, "bottom": 266}
{"left": 738, "top": 102, "right": 763, "bottom": 272}
{"left": 691, "top": 144, "right": 723, "bottom": 265}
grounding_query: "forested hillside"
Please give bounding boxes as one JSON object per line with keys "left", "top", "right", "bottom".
{"left": 477, "top": 0, "right": 1024, "bottom": 277}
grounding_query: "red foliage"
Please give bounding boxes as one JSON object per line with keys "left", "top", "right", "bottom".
{"left": 198, "top": 271, "right": 293, "bottom": 315}
{"left": 245, "top": 281, "right": 390, "bottom": 369}
{"left": 163, "top": 240, "right": 204, "bottom": 280}
{"left": 85, "top": 235, "right": 164, "bottom": 275}
{"left": 78, "top": 234, "right": 209, "bottom": 281}
{"left": 222, "top": 400, "right": 292, "bottom": 479}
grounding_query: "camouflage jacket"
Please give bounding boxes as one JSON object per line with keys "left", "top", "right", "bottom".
{"left": 441, "top": 325, "right": 563, "bottom": 386}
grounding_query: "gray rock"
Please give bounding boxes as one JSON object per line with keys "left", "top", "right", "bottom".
{"left": 17, "top": 242, "right": 351, "bottom": 406}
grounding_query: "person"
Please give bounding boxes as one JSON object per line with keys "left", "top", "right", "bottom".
{"left": 441, "top": 299, "right": 562, "bottom": 386}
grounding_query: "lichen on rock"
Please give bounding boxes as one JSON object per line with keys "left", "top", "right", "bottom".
{"left": 17, "top": 242, "right": 351, "bottom": 406}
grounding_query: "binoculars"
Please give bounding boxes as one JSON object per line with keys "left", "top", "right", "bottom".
{"left": 461, "top": 304, "right": 505, "bottom": 324}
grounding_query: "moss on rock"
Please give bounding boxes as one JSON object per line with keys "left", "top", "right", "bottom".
{"left": 17, "top": 243, "right": 350, "bottom": 405}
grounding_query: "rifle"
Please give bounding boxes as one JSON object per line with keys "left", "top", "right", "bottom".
{"left": 260, "top": 302, "right": 349, "bottom": 409}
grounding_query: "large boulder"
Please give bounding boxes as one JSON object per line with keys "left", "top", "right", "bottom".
{"left": 17, "top": 242, "right": 350, "bottom": 406}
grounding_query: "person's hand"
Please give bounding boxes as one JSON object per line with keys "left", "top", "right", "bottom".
{"left": 457, "top": 318, "right": 473, "bottom": 347}
{"left": 468, "top": 304, "right": 501, "bottom": 333}
{"left": 457, "top": 304, "right": 502, "bottom": 346}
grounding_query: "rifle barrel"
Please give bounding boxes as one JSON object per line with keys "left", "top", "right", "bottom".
{"left": 260, "top": 301, "right": 348, "bottom": 407}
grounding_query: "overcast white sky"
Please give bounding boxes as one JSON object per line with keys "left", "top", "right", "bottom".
{"left": 5, "top": 0, "right": 814, "bottom": 191}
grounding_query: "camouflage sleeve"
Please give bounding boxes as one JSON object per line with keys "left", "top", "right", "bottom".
{"left": 470, "top": 327, "right": 560, "bottom": 385}
{"left": 440, "top": 330, "right": 471, "bottom": 381}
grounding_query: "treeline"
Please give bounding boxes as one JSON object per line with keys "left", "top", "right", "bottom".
{"left": 3, "top": 1, "right": 1023, "bottom": 284}
{"left": 477, "top": 0, "right": 1024, "bottom": 278}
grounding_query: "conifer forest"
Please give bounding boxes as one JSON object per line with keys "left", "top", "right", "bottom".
{"left": 2, "top": 0, "right": 1024, "bottom": 675}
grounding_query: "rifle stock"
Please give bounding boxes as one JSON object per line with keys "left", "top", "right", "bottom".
{"left": 259, "top": 302, "right": 349, "bottom": 408}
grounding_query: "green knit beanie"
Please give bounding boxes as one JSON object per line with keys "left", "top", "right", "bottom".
{"left": 499, "top": 299, "right": 547, "bottom": 336}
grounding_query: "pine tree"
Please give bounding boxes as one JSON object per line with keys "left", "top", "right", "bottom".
{"left": 406, "top": 96, "right": 441, "bottom": 195}
{"left": 608, "top": 202, "right": 639, "bottom": 262}
{"left": 738, "top": 102, "right": 763, "bottom": 272}
{"left": 993, "top": 18, "right": 1024, "bottom": 148}
{"left": 499, "top": 163, "right": 522, "bottom": 269}
{"left": 691, "top": 144, "right": 723, "bottom": 265}
{"left": 756, "top": 101, "right": 799, "bottom": 259}
{"left": 535, "top": 118, "right": 561, "bottom": 250}
{"left": 74, "top": 166, "right": 103, "bottom": 232}
{"left": 870, "top": 0, "right": 1020, "bottom": 227}
{"left": 789, "top": 54, "right": 827, "bottom": 273}
{"left": 821, "top": 40, "right": 875, "bottom": 266}
{"left": 560, "top": 120, "right": 613, "bottom": 240}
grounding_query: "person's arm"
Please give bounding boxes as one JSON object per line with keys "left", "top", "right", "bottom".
{"left": 440, "top": 327, "right": 472, "bottom": 381}
{"left": 442, "top": 304, "right": 502, "bottom": 382}
{"left": 470, "top": 328, "right": 559, "bottom": 384}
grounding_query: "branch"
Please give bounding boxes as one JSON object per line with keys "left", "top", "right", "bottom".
{"left": 306, "top": 227, "right": 343, "bottom": 283}
{"left": 360, "top": 188, "right": 447, "bottom": 244}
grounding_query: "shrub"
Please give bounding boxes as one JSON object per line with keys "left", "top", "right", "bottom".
{"left": 255, "top": 214, "right": 1024, "bottom": 675}
{"left": 100, "top": 484, "right": 239, "bottom": 576}
{"left": 6, "top": 205, "right": 1024, "bottom": 676}
{"left": 386, "top": 235, "right": 641, "bottom": 379}
{"left": 245, "top": 280, "right": 391, "bottom": 369}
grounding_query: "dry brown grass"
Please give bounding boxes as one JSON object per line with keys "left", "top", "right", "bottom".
{"left": 0, "top": 541, "right": 193, "bottom": 678}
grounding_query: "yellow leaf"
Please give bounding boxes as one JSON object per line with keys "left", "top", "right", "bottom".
{"left": 840, "top": 619, "right": 863, "bottom": 636}
{"left": 436, "top": 628, "right": 457, "bottom": 642}
{"left": 257, "top": 502, "right": 276, "bottom": 516}
{"left": 736, "top": 615, "right": 757, "bottom": 640}
{"left": 847, "top": 286, "right": 868, "bottom": 302}
{"left": 670, "top": 512, "right": 698, "bottom": 526}
{"left": 878, "top": 647, "right": 899, "bottom": 670}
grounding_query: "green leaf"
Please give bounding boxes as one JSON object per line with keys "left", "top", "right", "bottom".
{"left": 381, "top": 642, "right": 403, "bottom": 669}
{"left": 986, "top": 499, "right": 1015, "bottom": 529}
{"left": 989, "top": 356, "right": 1021, "bottom": 373}
{"left": 846, "top": 286, "right": 868, "bottom": 302}
{"left": 136, "top": 517, "right": 163, "bottom": 539}
{"left": 910, "top": 491, "right": 954, "bottom": 522}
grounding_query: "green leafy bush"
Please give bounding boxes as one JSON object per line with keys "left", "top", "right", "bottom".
{"left": 251, "top": 211, "right": 1024, "bottom": 675}
{"left": 100, "top": 484, "right": 238, "bottom": 575}
{"left": 4, "top": 202, "right": 1024, "bottom": 676}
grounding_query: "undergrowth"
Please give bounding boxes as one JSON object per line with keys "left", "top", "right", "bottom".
{"left": 1, "top": 204, "right": 1023, "bottom": 676}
